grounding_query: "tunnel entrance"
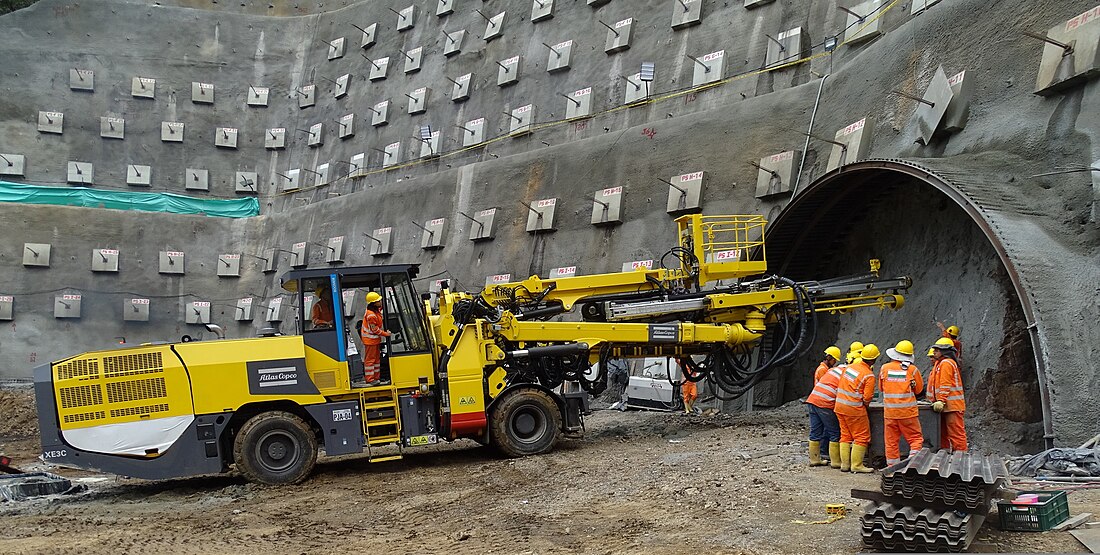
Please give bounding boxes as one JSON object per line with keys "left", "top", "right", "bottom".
{"left": 759, "top": 160, "right": 1046, "bottom": 454}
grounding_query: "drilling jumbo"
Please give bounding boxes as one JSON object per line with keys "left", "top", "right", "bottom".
{"left": 35, "top": 215, "right": 910, "bottom": 484}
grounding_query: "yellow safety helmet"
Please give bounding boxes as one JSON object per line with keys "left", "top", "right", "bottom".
{"left": 849, "top": 341, "right": 864, "bottom": 353}
{"left": 365, "top": 291, "right": 383, "bottom": 304}
{"left": 933, "top": 337, "right": 955, "bottom": 350}
{"left": 824, "top": 346, "right": 842, "bottom": 361}
{"left": 860, "top": 343, "right": 881, "bottom": 361}
{"left": 894, "top": 340, "right": 915, "bottom": 356}
{"left": 946, "top": 325, "right": 960, "bottom": 338}
{"left": 927, "top": 347, "right": 936, "bottom": 357}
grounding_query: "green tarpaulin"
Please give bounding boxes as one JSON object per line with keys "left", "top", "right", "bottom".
{"left": 0, "top": 180, "right": 259, "bottom": 218}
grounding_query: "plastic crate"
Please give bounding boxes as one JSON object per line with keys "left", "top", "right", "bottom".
{"left": 997, "top": 490, "right": 1070, "bottom": 532}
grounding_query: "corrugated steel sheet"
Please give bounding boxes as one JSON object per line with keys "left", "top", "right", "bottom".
{"left": 884, "top": 448, "right": 1008, "bottom": 485}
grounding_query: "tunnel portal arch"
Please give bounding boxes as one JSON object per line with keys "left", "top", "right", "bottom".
{"left": 764, "top": 158, "right": 1055, "bottom": 448}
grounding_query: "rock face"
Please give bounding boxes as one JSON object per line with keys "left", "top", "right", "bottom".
{"left": 0, "top": 0, "right": 1097, "bottom": 446}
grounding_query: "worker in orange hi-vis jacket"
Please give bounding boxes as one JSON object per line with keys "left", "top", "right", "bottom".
{"left": 935, "top": 322, "right": 963, "bottom": 362}
{"left": 834, "top": 343, "right": 879, "bottom": 473}
{"left": 879, "top": 340, "right": 925, "bottom": 465}
{"left": 359, "top": 291, "right": 392, "bottom": 386}
{"left": 928, "top": 337, "right": 967, "bottom": 451}
{"left": 806, "top": 346, "right": 843, "bottom": 468}
{"left": 310, "top": 286, "right": 335, "bottom": 328}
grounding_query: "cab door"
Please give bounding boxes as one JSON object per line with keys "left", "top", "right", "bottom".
{"left": 380, "top": 272, "right": 436, "bottom": 388}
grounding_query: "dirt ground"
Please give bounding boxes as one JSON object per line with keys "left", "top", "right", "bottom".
{"left": 1, "top": 387, "right": 1097, "bottom": 554}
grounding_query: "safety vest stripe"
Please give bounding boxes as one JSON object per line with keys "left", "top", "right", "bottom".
{"left": 815, "top": 384, "right": 838, "bottom": 394}
{"left": 887, "top": 371, "right": 907, "bottom": 379}
{"left": 947, "top": 395, "right": 965, "bottom": 400}
{"left": 835, "top": 397, "right": 864, "bottom": 407}
{"left": 809, "top": 391, "right": 836, "bottom": 402}
{"left": 885, "top": 401, "right": 917, "bottom": 408}
{"left": 882, "top": 393, "right": 913, "bottom": 399}
{"left": 844, "top": 368, "right": 859, "bottom": 380}
{"left": 948, "top": 387, "right": 964, "bottom": 391}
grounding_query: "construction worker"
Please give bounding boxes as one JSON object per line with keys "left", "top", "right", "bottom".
{"left": 677, "top": 369, "right": 695, "bottom": 413}
{"left": 359, "top": 291, "right": 392, "bottom": 386}
{"left": 936, "top": 322, "right": 963, "bottom": 362}
{"left": 847, "top": 341, "right": 864, "bottom": 364}
{"left": 835, "top": 343, "right": 879, "bottom": 473}
{"left": 310, "top": 286, "right": 335, "bottom": 328}
{"left": 928, "top": 337, "right": 967, "bottom": 451}
{"left": 806, "top": 346, "right": 843, "bottom": 468}
{"left": 879, "top": 340, "right": 924, "bottom": 465}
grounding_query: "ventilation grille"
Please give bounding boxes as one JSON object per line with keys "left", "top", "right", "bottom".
{"left": 110, "top": 403, "right": 170, "bottom": 419}
{"left": 314, "top": 371, "right": 337, "bottom": 389}
{"left": 106, "top": 377, "right": 167, "bottom": 404}
{"left": 56, "top": 359, "right": 100, "bottom": 381}
{"left": 59, "top": 384, "right": 103, "bottom": 409}
{"left": 63, "top": 410, "right": 106, "bottom": 424}
{"left": 103, "top": 352, "right": 164, "bottom": 378}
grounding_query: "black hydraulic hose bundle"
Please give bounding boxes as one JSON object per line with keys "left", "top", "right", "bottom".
{"left": 685, "top": 276, "right": 818, "bottom": 400}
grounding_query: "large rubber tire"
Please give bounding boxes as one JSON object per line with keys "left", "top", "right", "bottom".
{"left": 489, "top": 389, "right": 562, "bottom": 458}
{"left": 232, "top": 411, "right": 318, "bottom": 485}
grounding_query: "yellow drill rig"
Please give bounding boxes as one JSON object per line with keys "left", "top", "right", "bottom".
{"left": 35, "top": 214, "right": 909, "bottom": 484}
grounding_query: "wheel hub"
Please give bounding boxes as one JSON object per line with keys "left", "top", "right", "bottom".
{"left": 256, "top": 430, "right": 299, "bottom": 472}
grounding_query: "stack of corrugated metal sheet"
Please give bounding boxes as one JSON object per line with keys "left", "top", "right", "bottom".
{"left": 861, "top": 504, "right": 982, "bottom": 553}
{"left": 860, "top": 449, "right": 1007, "bottom": 552}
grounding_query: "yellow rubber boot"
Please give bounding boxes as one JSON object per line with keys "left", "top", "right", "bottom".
{"left": 828, "top": 442, "right": 842, "bottom": 469}
{"left": 808, "top": 441, "right": 827, "bottom": 467}
{"left": 850, "top": 444, "right": 875, "bottom": 473}
{"left": 839, "top": 442, "right": 851, "bottom": 472}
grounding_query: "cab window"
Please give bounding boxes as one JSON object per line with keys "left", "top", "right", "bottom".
{"left": 382, "top": 273, "right": 430, "bottom": 354}
{"left": 302, "top": 278, "right": 336, "bottom": 331}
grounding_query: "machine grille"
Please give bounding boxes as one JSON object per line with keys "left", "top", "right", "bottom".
{"left": 56, "top": 359, "right": 100, "bottom": 381}
{"left": 314, "top": 371, "right": 337, "bottom": 389}
{"left": 59, "top": 384, "right": 103, "bottom": 409}
{"left": 63, "top": 410, "right": 106, "bottom": 424}
{"left": 103, "top": 352, "right": 164, "bottom": 378}
{"left": 106, "top": 377, "right": 167, "bottom": 404}
{"left": 110, "top": 403, "right": 170, "bottom": 418}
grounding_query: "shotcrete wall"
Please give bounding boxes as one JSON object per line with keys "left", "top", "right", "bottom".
{"left": 0, "top": 0, "right": 1098, "bottom": 445}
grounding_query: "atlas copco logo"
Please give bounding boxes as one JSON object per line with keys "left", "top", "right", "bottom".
{"left": 246, "top": 359, "right": 319, "bottom": 395}
{"left": 257, "top": 368, "right": 299, "bottom": 387}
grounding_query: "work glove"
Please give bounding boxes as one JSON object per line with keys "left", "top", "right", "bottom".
{"left": 910, "top": 379, "right": 917, "bottom": 392}
{"left": 932, "top": 401, "right": 945, "bottom": 413}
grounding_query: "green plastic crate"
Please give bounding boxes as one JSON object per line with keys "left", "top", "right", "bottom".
{"left": 997, "top": 490, "right": 1070, "bottom": 532}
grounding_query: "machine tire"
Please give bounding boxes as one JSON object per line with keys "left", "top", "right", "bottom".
{"left": 489, "top": 389, "right": 562, "bottom": 457}
{"left": 232, "top": 411, "right": 317, "bottom": 485}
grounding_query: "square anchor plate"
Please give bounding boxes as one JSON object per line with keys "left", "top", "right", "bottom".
{"left": 185, "top": 168, "right": 209, "bottom": 191}
{"left": 915, "top": 66, "right": 954, "bottom": 144}
{"left": 547, "top": 39, "right": 573, "bottom": 73}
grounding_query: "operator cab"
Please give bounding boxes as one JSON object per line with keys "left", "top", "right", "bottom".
{"left": 281, "top": 264, "right": 434, "bottom": 385}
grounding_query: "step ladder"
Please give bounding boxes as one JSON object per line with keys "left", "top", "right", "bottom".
{"left": 360, "top": 385, "right": 403, "bottom": 463}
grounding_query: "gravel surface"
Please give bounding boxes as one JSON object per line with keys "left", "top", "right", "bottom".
{"left": 1, "top": 390, "right": 1096, "bottom": 554}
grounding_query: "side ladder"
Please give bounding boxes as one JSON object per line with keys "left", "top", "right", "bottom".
{"left": 360, "top": 386, "right": 403, "bottom": 463}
